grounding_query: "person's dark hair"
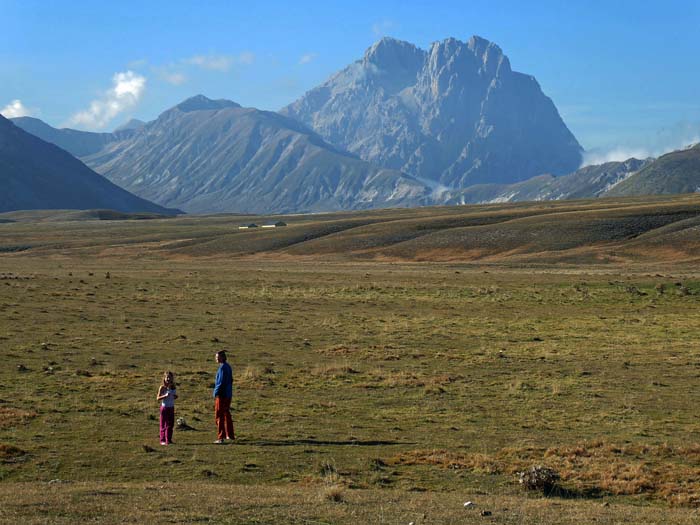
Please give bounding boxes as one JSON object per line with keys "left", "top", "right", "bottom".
{"left": 216, "top": 350, "right": 227, "bottom": 363}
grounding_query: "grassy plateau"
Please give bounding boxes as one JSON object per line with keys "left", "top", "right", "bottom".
{"left": 2, "top": 196, "right": 700, "bottom": 523}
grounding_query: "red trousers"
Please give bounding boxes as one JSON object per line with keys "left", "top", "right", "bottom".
{"left": 215, "top": 396, "right": 234, "bottom": 440}
{"left": 160, "top": 406, "right": 174, "bottom": 444}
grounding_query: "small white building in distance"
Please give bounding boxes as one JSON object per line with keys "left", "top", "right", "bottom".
{"left": 240, "top": 221, "right": 285, "bottom": 230}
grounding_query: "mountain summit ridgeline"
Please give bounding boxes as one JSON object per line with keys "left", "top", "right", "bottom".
{"left": 282, "top": 35, "right": 583, "bottom": 187}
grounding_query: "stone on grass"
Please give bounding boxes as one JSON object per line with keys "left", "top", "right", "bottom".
{"left": 518, "top": 465, "right": 560, "bottom": 493}
{"left": 176, "top": 417, "right": 194, "bottom": 430}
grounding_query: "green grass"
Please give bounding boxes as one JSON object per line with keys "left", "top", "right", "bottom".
{"left": 2, "top": 198, "right": 700, "bottom": 522}
{"left": 3, "top": 482, "right": 700, "bottom": 524}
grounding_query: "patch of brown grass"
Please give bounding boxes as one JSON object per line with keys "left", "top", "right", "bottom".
{"left": 315, "top": 344, "right": 362, "bottom": 356}
{"left": 362, "top": 369, "right": 460, "bottom": 390}
{"left": 0, "top": 443, "right": 26, "bottom": 461}
{"left": 238, "top": 365, "right": 275, "bottom": 388}
{"left": 0, "top": 407, "right": 37, "bottom": 429}
{"left": 390, "top": 440, "right": 700, "bottom": 505}
{"left": 320, "top": 484, "right": 345, "bottom": 502}
{"left": 391, "top": 449, "right": 503, "bottom": 475}
{"left": 310, "top": 364, "right": 359, "bottom": 379}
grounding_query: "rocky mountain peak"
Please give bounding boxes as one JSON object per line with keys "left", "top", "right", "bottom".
{"left": 173, "top": 95, "right": 241, "bottom": 113}
{"left": 113, "top": 118, "right": 145, "bottom": 132}
{"left": 282, "top": 35, "right": 582, "bottom": 187}
{"left": 426, "top": 36, "right": 510, "bottom": 79}
{"left": 362, "top": 37, "right": 425, "bottom": 72}
{"left": 467, "top": 35, "right": 500, "bottom": 56}
{"left": 470, "top": 35, "right": 510, "bottom": 74}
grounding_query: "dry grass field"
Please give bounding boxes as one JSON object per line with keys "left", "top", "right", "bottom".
{"left": 2, "top": 196, "right": 700, "bottom": 523}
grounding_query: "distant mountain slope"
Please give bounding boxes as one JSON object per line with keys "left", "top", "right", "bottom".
{"left": 113, "top": 118, "right": 146, "bottom": 132}
{"left": 448, "top": 158, "right": 651, "bottom": 204}
{"left": 0, "top": 115, "right": 178, "bottom": 214}
{"left": 11, "top": 116, "right": 136, "bottom": 157}
{"left": 78, "top": 95, "right": 431, "bottom": 214}
{"left": 605, "top": 144, "right": 700, "bottom": 197}
{"left": 282, "top": 36, "right": 583, "bottom": 187}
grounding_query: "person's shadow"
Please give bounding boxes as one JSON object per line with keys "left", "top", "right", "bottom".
{"left": 178, "top": 436, "right": 413, "bottom": 447}
{"left": 240, "top": 438, "right": 413, "bottom": 447}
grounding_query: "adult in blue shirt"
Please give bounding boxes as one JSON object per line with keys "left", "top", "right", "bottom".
{"left": 213, "top": 350, "right": 234, "bottom": 444}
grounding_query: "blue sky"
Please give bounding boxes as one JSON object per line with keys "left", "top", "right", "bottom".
{"left": 2, "top": 0, "right": 699, "bottom": 161}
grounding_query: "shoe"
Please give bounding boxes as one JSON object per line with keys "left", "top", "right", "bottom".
{"left": 226, "top": 436, "right": 234, "bottom": 441}
{"left": 160, "top": 442, "right": 167, "bottom": 446}
{"left": 213, "top": 439, "right": 224, "bottom": 444}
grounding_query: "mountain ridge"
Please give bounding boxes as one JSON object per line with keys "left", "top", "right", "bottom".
{"left": 113, "top": 118, "right": 146, "bottom": 132}
{"left": 74, "top": 96, "right": 433, "bottom": 214}
{"left": 606, "top": 144, "right": 700, "bottom": 197}
{"left": 447, "top": 157, "right": 652, "bottom": 204}
{"left": 12, "top": 116, "right": 136, "bottom": 157}
{"left": 0, "top": 115, "right": 179, "bottom": 215}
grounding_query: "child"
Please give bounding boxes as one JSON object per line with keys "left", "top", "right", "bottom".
{"left": 156, "top": 371, "right": 178, "bottom": 445}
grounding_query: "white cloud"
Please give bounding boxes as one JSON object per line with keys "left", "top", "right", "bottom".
{"left": 184, "top": 52, "right": 255, "bottom": 72}
{"left": 163, "top": 71, "right": 187, "bottom": 85}
{"left": 147, "top": 51, "right": 255, "bottom": 86}
{"left": 372, "top": 20, "right": 395, "bottom": 37}
{"left": 583, "top": 147, "right": 654, "bottom": 166}
{"left": 299, "top": 53, "right": 317, "bottom": 65}
{"left": 1, "top": 99, "right": 32, "bottom": 118}
{"left": 582, "top": 135, "right": 700, "bottom": 167}
{"left": 237, "top": 51, "right": 255, "bottom": 65}
{"left": 185, "top": 54, "right": 233, "bottom": 72}
{"left": 68, "top": 71, "right": 146, "bottom": 130}
{"left": 127, "top": 58, "right": 148, "bottom": 69}
{"left": 155, "top": 67, "right": 187, "bottom": 85}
